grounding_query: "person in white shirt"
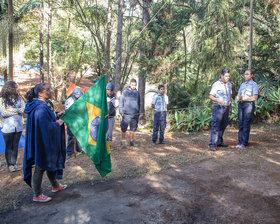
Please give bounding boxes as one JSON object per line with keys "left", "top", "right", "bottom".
{"left": 152, "top": 85, "right": 169, "bottom": 145}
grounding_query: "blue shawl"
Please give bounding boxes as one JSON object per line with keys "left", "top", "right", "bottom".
{"left": 23, "top": 99, "right": 66, "bottom": 187}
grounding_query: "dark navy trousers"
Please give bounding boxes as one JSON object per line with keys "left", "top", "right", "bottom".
{"left": 209, "top": 105, "right": 229, "bottom": 147}
{"left": 238, "top": 102, "right": 255, "bottom": 146}
{"left": 152, "top": 111, "right": 167, "bottom": 143}
{"left": 67, "top": 127, "right": 82, "bottom": 156}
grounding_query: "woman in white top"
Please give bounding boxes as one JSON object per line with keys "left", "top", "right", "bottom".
{"left": 0, "top": 81, "right": 25, "bottom": 172}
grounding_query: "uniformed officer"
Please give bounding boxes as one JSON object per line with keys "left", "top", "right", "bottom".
{"left": 236, "top": 69, "right": 258, "bottom": 148}
{"left": 209, "top": 69, "right": 232, "bottom": 151}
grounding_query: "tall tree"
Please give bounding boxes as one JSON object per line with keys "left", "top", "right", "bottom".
{"left": 114, "top": 0, "right": 124, "bottom": 93}
{"left": 105, "top": 0, "right": 112, "bottom": 82}
{"left": 138, "top": 0, "right": 151, "bottom": 120}
{"left": 46, "top": 0, "right": 52, "bottom": 86}
{"left": 39, "top": 0, "right": 44, "bottom": 83}
{"left": 8, "top": 0, "right": 13, "bottom": 80}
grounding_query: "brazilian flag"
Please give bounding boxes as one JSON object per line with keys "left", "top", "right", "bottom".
{"left": 61, "top": 76, "right": 111, "bottom": 177}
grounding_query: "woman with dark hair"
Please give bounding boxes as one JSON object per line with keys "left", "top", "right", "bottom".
{"left": 23, "top": 83, "right": 67, "bottom": 202}
{"left": 209, "top": 69, "right": 232, "bottom": 151}
{"left": 0, "top": 81, "right": 25, "bottom": 172}
{"left": 236, "top": 70, "right": 258, "bottom": 148}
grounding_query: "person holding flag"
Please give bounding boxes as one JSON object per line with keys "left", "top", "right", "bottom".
{"left": 61, "top": 76, "right": 111, "bottom": 177}
{"left": 23, "top": 83, "right": 67, "bottom": 202}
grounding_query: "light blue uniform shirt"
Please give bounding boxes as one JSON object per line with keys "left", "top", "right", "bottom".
{"left": 238, "top": 79, "right": 258, "bottom": 98}
{"left": 152, "top": 94, "right": 168, "bottom": 112}
{"left": 210, "top": 79, "right": 232, "bottom": 106}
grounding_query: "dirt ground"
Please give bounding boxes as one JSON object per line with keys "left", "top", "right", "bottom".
{"left": 0, "top": 71, "right": 280, "bottom": 223}
{"left": 0, "top": 123, "right": 280, "bottom": 224}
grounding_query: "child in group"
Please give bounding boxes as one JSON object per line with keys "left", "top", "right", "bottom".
{"left": 152, "top": 85, "right": 168, "bottom": 145}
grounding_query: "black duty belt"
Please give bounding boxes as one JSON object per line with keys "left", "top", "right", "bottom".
{"left": 239, "top": 101, "right": 254, "bottom": 104}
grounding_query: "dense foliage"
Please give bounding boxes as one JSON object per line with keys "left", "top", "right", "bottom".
{"left": 0, "top": 0, "right": 279, "bottom": 131}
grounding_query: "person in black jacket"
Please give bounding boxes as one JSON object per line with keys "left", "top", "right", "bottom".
{"left": 119, "top": 79, "right": 140, "bottom": 148}
{"left": 106, "top": 82, "right": 118, "bottom": 144}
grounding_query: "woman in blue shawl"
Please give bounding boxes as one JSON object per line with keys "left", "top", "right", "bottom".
{"left": 23, "top": 83, "right": 67, "bottom": 202}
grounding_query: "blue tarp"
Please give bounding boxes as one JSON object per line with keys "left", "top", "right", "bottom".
{"left": 0, "top": 128, "right": 25, "bottom": 154}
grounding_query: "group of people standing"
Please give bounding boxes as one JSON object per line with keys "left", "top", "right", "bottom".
{"left": 0, "top": 70, "right": 256, "bottom": 202}
{"left": 106, "top": 78, "right": 169, "bottom": 148}
{"left": 209, "top": 69, "right": 259, "bottom": 151}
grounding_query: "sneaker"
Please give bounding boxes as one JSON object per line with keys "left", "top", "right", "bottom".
{"left": 14, "top": 165, "right": 21, "bottom": 171}
{"left": 159, "top": 141, "right": 167, "bottom": 144}
{"left": 8, "top": 165, "right": 16, "bottom": 172}
{"left": 121, "top": 141, "right": 126, "bottom": 149}
{"left": 152, "top": 142, "right": 156, "bottom": 146}
{"left": 209, "top": 146, "right": 216, "bottom": 151}
{"left": 52, "top": 184, "right": 68, "bottom": 193}
{"left": 236, "top": 144, "right": 245, "bottom": 148}
{"left": 33, "top": 194, "right": 52, "bottom": 202}
{"left": 130, "top": 141, "right": 137, "bottom": 147}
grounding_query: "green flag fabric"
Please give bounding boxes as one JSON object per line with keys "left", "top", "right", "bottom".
{"left": 61, "top": 76, "right": 111, "bottom": 177}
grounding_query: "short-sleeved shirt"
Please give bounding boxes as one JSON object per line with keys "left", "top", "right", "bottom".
{"left": 210, "top": 79, "right": 232, "bottom": 106}
{"left": 152, "top": 94, "right": 168, "bottom": 112}
{"left": 238, "top": 80, "right": 258, "bottom": 98}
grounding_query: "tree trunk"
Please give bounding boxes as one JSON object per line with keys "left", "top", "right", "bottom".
{"left": 39, "top": 2, "right": 45, "bottom": 83}
{"left": 105, "top": 0, "right": 112, "bottom": 83}
{"left": 8, "top": 0, "right": 13, "bottom": 80}
{"left": 248, "top": 0, "right": 253, "bottom": 70}
{"left": 114, "top": 0, "right": 124, "bottom": 93}
{"left": 2, "top": 37, "right": 7, "bottom": 82}
{"left": 138, "top": 0, "right": 151, "bottom": 122}
{"left": 183, "top": 29, "right": 187, "bottom": 88}
{"left": 61, "top": 18, "right": 71, "bottom": 102}
{"left": 47, "top": 2, "right": 52, "bottom": 88}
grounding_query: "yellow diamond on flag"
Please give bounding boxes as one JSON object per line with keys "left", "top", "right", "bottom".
{"left": 87, "top": 102, "right": 101, "bottom": 145}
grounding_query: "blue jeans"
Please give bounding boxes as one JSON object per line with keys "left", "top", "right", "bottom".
{"left": 238, "top": 102, "right": 255, "bottom": 146}
{"left": 152, "top": 111, "right": 167, "bottom": 143}
{"left": 209, "top": 105, "right": 229, "bottom": 147}
{"left": 67, "top": 127, "right": 82, "bottom": 156}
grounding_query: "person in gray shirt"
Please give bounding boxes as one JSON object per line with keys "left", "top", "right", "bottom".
{"left": 119, "top": 79, "right": 140, "bottom": 148}
{"left": 0, "top": 81, "right": 25, "bottom": 172}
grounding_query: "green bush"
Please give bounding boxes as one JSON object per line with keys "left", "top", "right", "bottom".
{"left": 171, "top": 106, "right": 212, "bottom": 133}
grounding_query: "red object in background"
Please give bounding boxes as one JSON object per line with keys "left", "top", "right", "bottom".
{"left": 65, "top": 83, "right": 90, "bottom": 97}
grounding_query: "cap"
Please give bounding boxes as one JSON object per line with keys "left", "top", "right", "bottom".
{"left": 106, "top": 82, "right": 114, "bottom": 90}
{"left": 92, "top": 79, "right": 98, "bottom": 84}
{"left": 72, "top": 87, "right": 83, "bottom": 99}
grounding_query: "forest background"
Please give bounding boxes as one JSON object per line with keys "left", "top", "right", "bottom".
{"left": 0, "top": 0, "right": 279, "bottom": 133}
